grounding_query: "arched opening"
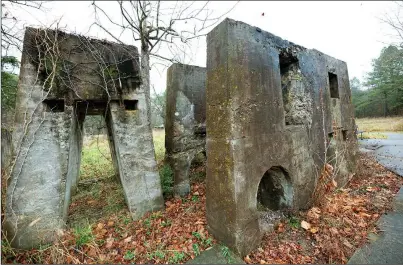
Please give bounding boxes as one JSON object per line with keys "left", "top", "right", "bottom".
{"left": 257, "top": 166, "right": 293, "bottom": 211}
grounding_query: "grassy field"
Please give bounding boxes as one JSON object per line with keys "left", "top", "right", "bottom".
{"left": 80, "top": 135, "right": 114, "bottom": 180}
{"left": 358, "top": 132, "right": 388, "bottom": 140}
{"left": 80, "top": 129, "right": 166, "bottom": 180}
{"left": 356, "top": 116, "right": 403, "bottom": 132}
{"left": 152, "top": 128, "right": 165, "bottom": 164}
{"left": 68, "top": 129, "right": 169, "bottom": 227}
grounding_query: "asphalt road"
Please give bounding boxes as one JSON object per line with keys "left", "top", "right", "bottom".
{"left": 359, "top": 132, "right": 403, "bottom": 177}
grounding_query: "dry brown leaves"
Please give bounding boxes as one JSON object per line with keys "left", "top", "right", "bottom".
{"left": 246, "top": 153, "right": 403, "bottom": 264}
{"left": 4, "top": 183, "right": 215, "bottom": 264}
{"left": 3, "top": 154, "right": 402, "bottom": 264}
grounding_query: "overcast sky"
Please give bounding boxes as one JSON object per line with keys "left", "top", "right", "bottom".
{"left": 8, "top": 1, "right": 397, "bottom": 94}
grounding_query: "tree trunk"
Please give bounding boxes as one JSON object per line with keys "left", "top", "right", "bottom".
{"left": 140, "top": 45, "right": 152, "bottom": 124}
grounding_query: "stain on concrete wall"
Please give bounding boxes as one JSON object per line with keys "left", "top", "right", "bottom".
{"left": 165, "top": 63, "right": 207, "bottom": 196}
{"left": 206, "top": 18, "right": 357, "bottom": 256}
{"left": 4, "top": 27, "right": 163, "bottom": 249}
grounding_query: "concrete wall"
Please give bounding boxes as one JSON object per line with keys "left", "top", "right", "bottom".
{"left": 4, "top": 27, "right": 164, "bottom": 249}
{"left": 165, "top": 64, "right": 207, "bottom": 196}
{"left": 206, "top": 18, "right": 357, "bottom": 256}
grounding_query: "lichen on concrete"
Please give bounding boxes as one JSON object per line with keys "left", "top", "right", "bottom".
{"left": 4, "top": 27, "right": 163, "bottom": 249}
{"left": 165, "top": 63, "right": 207, "bottom": 196}
{"left": 206, "top": 18, "right": 357, "bottom": 256}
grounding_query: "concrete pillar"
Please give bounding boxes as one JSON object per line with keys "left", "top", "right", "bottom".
{"left": 205, "top": 18, "right": 357, "bottom": 256}
{"left": 165, "top": 64, "right": 207, "bottom": 196}
{"left": 106, "top": 99, "right": 164, "bottom": 220}
{"left": 4, "top": 26, "right": 165, "bottom": 249}
{"left": 4, "top": 59, "right": 73, "bottom": 248}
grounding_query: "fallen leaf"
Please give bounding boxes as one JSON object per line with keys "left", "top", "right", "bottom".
{"left": 301, "top": 221, "right": 311, "bottom": 230}
{"left": 366, "top": 186, "right": 377, "bottom": 192}
{"left": 105, "top": 237, "right": 114, "bottom": 248}
{"left": 310, "top": 227, "right": 319, "bottom": 234}
{"left": 359, "top": 212, "right": 372, "bottom": 218}
{"left": 332, "top": 179, "right": 337, "bottom": 187}
{"left": 277, "top": 223, "right": 285, "bottom": 233}
{"left": 329, "top": 227, "right": 338, "bottom": 235}
{"left": 343, "top": 240, "right": 354, "bottom": 249}
{"left": 88, "top": 247, "right": 97, "bottom": 256}
{"left": 307, "top": 207, "right": 321, "bottom": 220}
{"left": 123, "top": 236, "right": 132, "bottom": 243}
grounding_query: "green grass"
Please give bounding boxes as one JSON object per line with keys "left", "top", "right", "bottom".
{"left": 69, "top": 130, "right": 168, "bottom": 227}
{"left": 80, "top": 135, "right": 114, "bottom": 180}
{"left": 168, "top": 251, "right": 186, "bottom": 263}
{"left": 288, "top": 216, "right": 300, "bottom": 229}
{"left": 73, "top": 223, "right": 94, "bottom": 248}
{"left": 152, "top": 128, "right": 165, "bottom": 164}
{"left": 80, "top": 129, "right": 166, "bottom": 181}
{"left": 356, "top": 116, "right": 403, "bottom": 132}
{"left": 159, "top": 164, "right": 174, "bottom": 198}
{"left": 359, "top": 132, "right": 388, "bottom": 139}
{"left": 124, "top": 250, "right": 136, "bottom": 260}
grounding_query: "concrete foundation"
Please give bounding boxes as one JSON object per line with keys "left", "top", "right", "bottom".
{"left": 4, "top": 27, "right": 164, "bottom": 249}
{"left": 165, "top": 64, "right": 207, "bottom": 196}
{"left": 206, "top": 19, "right": 357, "bottom": 256}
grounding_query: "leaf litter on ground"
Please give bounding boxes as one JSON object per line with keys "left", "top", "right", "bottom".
{"left": 2, "top": 154, "right": 402, "bottom": 264}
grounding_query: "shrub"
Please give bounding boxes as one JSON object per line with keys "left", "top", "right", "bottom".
{"left": 159, "top": 164, "right": 174, "bottom": 197}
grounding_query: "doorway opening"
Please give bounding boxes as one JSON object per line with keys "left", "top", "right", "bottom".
{"left": 67, "top": 113, "right": 128, "bottom": 228}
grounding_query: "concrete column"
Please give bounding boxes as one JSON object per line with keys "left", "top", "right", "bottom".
{"left": 63, "top": 109, "right": 84, "bottom": 220}
{"left": 4, "top": 62, "right": 73, "bottom": 248}
{"left": 165, "top": 64, "right": 207, "bottom": 196}
{"left": 106, "top": 99, "right": 164, "bottom": 220}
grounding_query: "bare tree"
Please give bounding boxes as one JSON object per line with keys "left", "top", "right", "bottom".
{"left": 91, "top": 0, "right": 238, "bottom": 122}
{"left": 380, "top": 1, "right": 403, "bottom": 48}
{"left": 1, "top": 0, "right": 46, "bottom": 54}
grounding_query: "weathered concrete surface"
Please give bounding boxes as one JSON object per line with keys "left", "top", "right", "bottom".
{"left": 206, "top": 18, "right": 357, "bottom": 256}
{"left": 359, "top": 132, "right": 403, "bottom": 177}
{"left": 165, "top": 63, "right": 207, "bottom": 196}
{"left": 186, "top": 245, "right": 245, "bottom": 264}
{"left": 4, "top": 27, "right": 163, "bottom": 249}
{"left": 1, "top": 108, "right": 15, "bottom": 173}
{"left": 1, "top": 127, "right": 13, "bottom": 173}
{"left": 106, "top": 101, "right": 164, "bottom": 219}
{"left": 348, "top": 187, "right": 403, "bottom": 264}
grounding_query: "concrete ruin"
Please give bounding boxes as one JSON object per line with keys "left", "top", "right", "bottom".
{"left": 165, "top": 63, "right": 207, "bottom": 196}
{"left": 206, "top": 19, "right": 357, "bottom": 256}
{"left": 4, "top": 27, "right": 164, "bottom": 249}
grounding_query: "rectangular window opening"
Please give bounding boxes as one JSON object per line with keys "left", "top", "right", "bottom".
{"left": 123, "top": 100, "right": 138, "bottom": 110}
{"left": 75, "top": 100, "right": 108, "bottom": 116}
{"left": 342, "top": 130, "right": 347, "bottom": 141}
{"left": 328, "top": 72, "right": 339, "bottom": 99}
{"left": 43, "top": 99, "right": 65, "bottom": 112}
{"left": 279, "top": 50, "right": 302, "bottom": 126}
